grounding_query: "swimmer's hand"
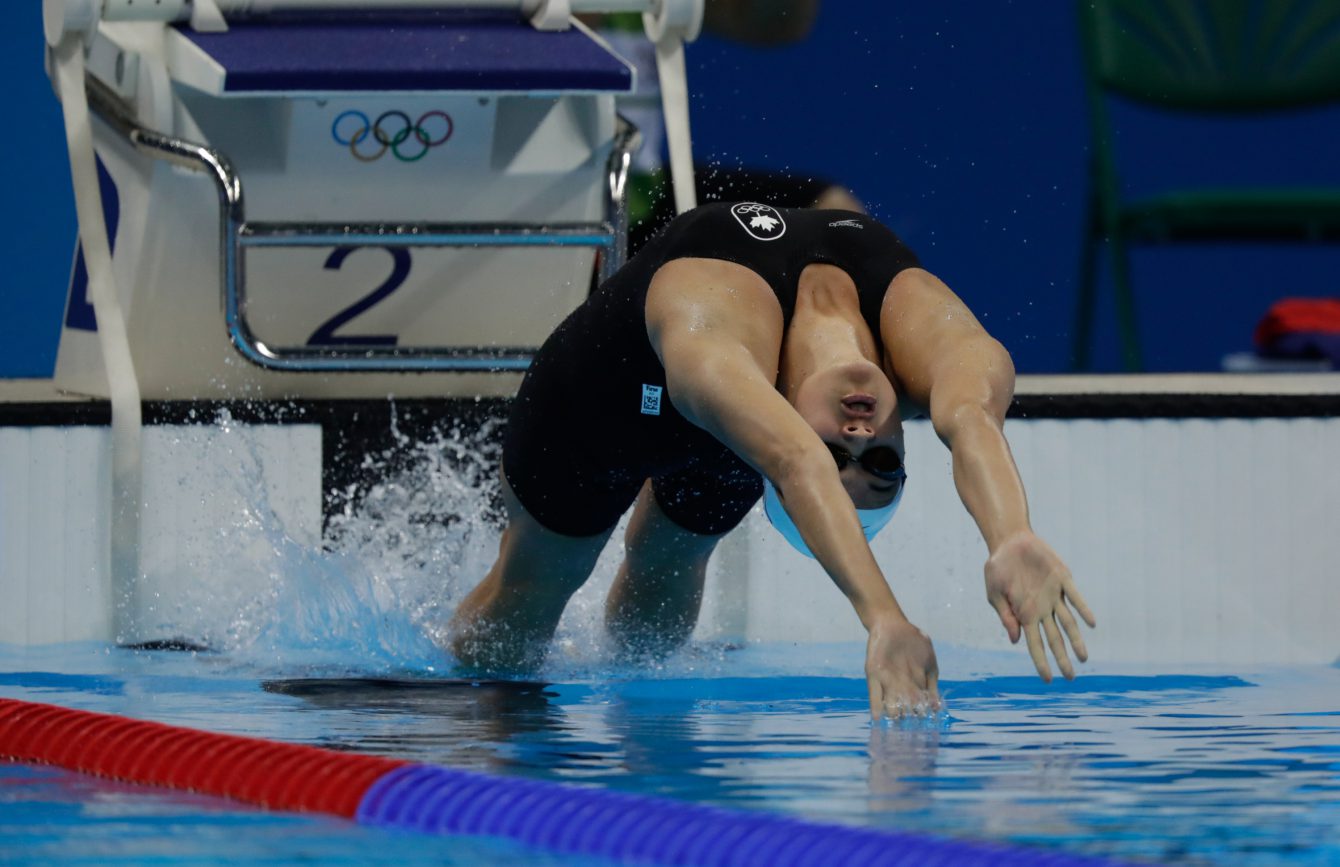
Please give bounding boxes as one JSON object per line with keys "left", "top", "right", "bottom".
{"left": 984, "top": 530, "right": 1096, "bottom": 682}
{"left": 865, "top": 615, "right": 941, "bottom": 720}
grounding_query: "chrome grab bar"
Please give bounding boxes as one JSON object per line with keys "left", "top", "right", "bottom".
{"left": 86, "top": 75, "right": 640, "bottom": 372}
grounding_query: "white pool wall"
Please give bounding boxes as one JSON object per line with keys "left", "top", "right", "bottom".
{"left": 1, "top": 414, "right": 1337, "bottom": 667}
{"left": 0, "top": 424, "right": 322, "bottom": 645}
{"left": 702, "top": 417, "right": 1340, "bottom": 667}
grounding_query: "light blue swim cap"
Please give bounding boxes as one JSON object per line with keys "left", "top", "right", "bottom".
{"left": 762, "top": 477, "right": 905, "bottom": 559}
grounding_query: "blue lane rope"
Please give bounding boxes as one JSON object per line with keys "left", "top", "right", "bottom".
{"left": 357, "top": 764, "right": 1126, "bottom": 866}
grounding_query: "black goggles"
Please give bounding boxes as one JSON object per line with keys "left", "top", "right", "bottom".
{"left": 826, "top": 443, "right": 907, "bottom": 483}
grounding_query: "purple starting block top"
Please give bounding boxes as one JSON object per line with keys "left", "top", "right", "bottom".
{"left": 177, "top": 10, "right": 634, "bottom": 93}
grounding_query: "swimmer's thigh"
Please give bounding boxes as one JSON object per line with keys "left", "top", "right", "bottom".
{"left": 490, "top": 469, "right": 618, "bottom": 601}
{"left": 649, "top": 449, "right": 763, "bottom": 539}
{"left": 613, "top": 452, "right": 761, "bottom": 609}
{"left": 502, "top": 355, "right": 647, "bottom": 538}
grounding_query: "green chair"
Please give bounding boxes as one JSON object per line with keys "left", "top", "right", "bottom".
{"left": 1073, "top": 0, "right": 1340, "bottom": 371}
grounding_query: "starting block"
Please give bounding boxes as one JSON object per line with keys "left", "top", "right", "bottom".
{"left": 45, "top": 0, "right": 703, "bottom": 400}
{"left": 37, "top": 0, "right": 702, "bottom": 645}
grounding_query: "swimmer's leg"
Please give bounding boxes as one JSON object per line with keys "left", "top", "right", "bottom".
{"left": 449, "top": 472, "right": 615, "bottom": 672}
{"left": 604, "top": 480, "right": 727, "bottom": 659}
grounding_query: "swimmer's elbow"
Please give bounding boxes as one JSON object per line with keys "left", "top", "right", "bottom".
{"left": 665, "top": 346, "right": 778, "bottom": 432}
{"left": 931, "top": 403, "right": 1003, "bottom": 449}
{"left": 766, "top": 441, "right": 832, "bottom": 496}
{"left": 928, "top": 339, "right": 1015, "bottom": 444}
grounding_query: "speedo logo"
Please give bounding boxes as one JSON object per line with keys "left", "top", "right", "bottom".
{"left": 730, "top": 203, "right": 786, "bottom": 241}
{"left": 828, "top": 219, "right": 864, "bottom": 229}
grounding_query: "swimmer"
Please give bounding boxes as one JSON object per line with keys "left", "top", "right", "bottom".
{"left": 449, "top": 202, "right": 1096, "bottom": 719}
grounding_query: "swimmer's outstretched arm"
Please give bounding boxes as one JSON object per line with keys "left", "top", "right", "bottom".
{"left": 881, "top": 269, "right": 1097, "bottom": 681}
{"left": 646, "top": 258, "right": 939, "bottom": 718}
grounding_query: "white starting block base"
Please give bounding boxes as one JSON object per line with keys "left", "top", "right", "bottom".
{"left": 0, "top": 423, "right": 321, "bottom": 645}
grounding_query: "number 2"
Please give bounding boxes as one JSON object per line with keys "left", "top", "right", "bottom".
{"left": 307, "top": 246, "right": 411, "bottom": 346}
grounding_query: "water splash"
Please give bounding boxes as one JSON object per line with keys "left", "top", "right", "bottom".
{"left": 138, "top": 406, "right": 741, "bottom": 682}
{"left": 128, "top": 407, "right": 496, "bottom": 675}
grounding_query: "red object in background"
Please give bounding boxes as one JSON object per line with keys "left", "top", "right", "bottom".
{"left": 0, "top": 699, "right": 407, "bottom": 817}
{"left": 1254, "top": 298, "right": 1340, "bottom": 347}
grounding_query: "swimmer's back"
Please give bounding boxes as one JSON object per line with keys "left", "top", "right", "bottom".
{"left": 523, "top": 202, "right": 922, "bottom": 412}
{"left": 616, "top": 202, "right": 921, "bottom": 328}
{"left": 503, "top": 203, "right": 921, "bottom": 535}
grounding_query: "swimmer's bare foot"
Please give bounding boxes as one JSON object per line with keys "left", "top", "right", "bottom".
{"left": 448, "top": 570, "right": 562, "bottom": 674}
{"left": 447, "top": 616, "right": 548, "bottom": 675}
{"left": 605, "top": 610, "right": 694, "bottom": 666}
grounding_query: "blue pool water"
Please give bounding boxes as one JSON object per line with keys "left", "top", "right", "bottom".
{"left": 1, "top": 641, "right": 1337, "bottom": 865}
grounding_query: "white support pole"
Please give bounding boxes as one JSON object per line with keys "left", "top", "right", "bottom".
{"left": 653, "top": 38, "right": 695, "bottom": 214}
{"left": 49, "top": 29, "right": 145, "bottom": 644}
{"left": 190, "top": 0, "right": 229, "bottom": 32}
{"left": 644, "top": 0, "right": 703, "bottom": 215}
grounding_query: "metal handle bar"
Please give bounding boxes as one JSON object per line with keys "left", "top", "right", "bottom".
{"left": 90, "top": 0, "right": 656, "bottom": 24}
{"left": 86, "top": 74, "right": 640, "bottom": 373}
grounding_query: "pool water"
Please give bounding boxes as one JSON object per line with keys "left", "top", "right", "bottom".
{"left": 0, "top": 762, "right": 575, "bottom": 866}
{"left": 1, "top": 641, "right": 1337, "bottom": 865}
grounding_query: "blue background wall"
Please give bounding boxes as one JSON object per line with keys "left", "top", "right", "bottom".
{"left": 4, "top": 2, "right": 1338, "bottom": 377}
{"left": 3, "top": 2, "right": 76, "bottom": 378}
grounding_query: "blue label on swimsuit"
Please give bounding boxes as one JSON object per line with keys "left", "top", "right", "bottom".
{"left": 641, "top": 384, "right": 663, "bottom": 415}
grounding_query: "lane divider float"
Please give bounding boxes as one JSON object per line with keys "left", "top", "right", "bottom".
{"left": 0, "top": 697, "right": 1122, "bottom": 866}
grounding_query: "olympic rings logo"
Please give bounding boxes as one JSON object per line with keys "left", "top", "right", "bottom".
{"left": 331, "top": 110, "right": 454, "bottom": 163}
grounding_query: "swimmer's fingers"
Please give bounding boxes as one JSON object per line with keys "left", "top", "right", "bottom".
{"left": 1024, "top": 621, "right": 1052, "bottom": 683}
{"left": 868, "top": 675, "right": 884, "bottom": 720}
{"left": 880, "top": 685, "right": 909, "bottom": 720}
{"left": 875, "top": 681, "right": 942, "bottom": 719}
{"left": 989, "top": 594, "right": 1021, "bottom": 644}
{"left": 1056, "top": 605, "right": 1088, "bottom": 663}
{"left": 887, "top": 672, "right": 919, "bottom": 720}
{"left": 915, "top": 661, "right": 940, "bottom": 714}
{"left": 1042, "top": 614, "right": 1074, "bottom": 681}
{"left": 1065, "top": 578, "right": 1097, "bottom": 628}
{"left": 872, "top": 673, "right": 927, "bottom": 720}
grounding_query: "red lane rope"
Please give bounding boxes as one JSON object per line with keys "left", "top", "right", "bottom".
{"left": 0, "top": 698, "right": 407, "bottom": 817}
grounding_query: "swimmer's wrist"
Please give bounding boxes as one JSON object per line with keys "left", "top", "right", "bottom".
{"left": 986, "top": 522, "right": 1034, "bottom": 557}
{"left": 984, "top": 526, "right": 1039, "bottom": 557}
{"left": 856, "top": 599, "right": 908, "bottom": 632}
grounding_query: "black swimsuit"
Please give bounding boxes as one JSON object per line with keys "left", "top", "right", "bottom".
{"left": 503, "top": 202, "right": 921, "bottom": 537}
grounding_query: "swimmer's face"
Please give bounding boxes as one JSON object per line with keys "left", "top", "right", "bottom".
{"left": 792, "top": 360, "right": 905, "bottom": 509}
